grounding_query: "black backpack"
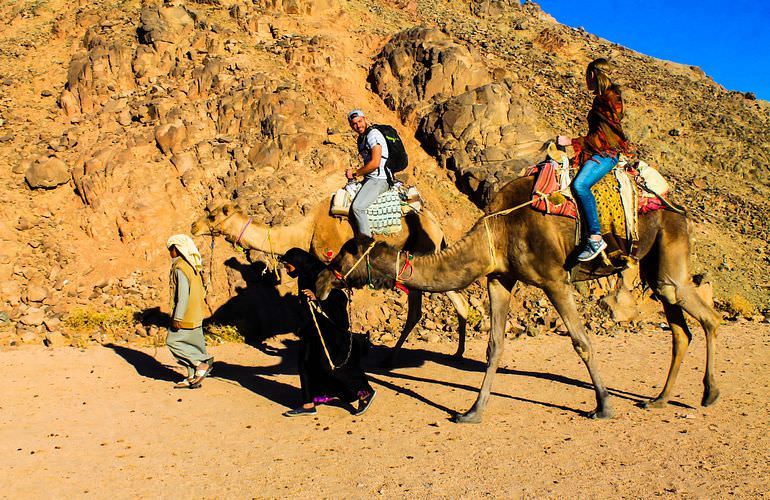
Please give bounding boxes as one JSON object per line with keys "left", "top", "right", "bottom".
{"left": 359, "top": 124, "right": 409, "bottom": 176}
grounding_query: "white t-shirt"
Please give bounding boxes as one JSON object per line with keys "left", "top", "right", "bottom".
{"left": 358, "top": 128, "right": 389, "bottom": 180}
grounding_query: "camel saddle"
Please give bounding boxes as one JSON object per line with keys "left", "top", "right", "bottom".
{"left": 329, "top": 182, "right": 423, "bottom": 236}
{"left": 526, "top": 157, "right": 671, "bottom": 260}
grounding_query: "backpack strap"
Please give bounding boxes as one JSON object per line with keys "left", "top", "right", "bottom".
{"left": 360, "top": 125, "right": 389, "bottom": 179}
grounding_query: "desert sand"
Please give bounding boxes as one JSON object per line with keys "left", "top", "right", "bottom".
{"left": 1, "top": 322, "right": 767, "bottom": 498}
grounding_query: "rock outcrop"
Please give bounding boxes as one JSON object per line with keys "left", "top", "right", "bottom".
{"left": 370, "top": 27, "right": 491, "bottom": 125}
{"left": 419, "top": 81, "right": 550, "bottom": 203}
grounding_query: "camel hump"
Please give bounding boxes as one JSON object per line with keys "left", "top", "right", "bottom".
{"left": 486, "top": 176, "right": 534, "bottom": 213}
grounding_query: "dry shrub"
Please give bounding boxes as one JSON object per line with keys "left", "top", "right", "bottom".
{"left": 205, "top": 323, "right": 245, "bottom": 344}
{"left": 719, "top": 294, "right": 755, "bottom": 319}
{"left": 64, "top": 307, "right": 139, "bottom": 335}
{"left": 466, "top": 307, "right": 483, "bottom": 328}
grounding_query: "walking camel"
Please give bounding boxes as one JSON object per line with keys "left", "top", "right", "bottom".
{"left": 315, "top": 176, "right": 720, "bottom": 423}
{"left": 191, "top": 200, "right": 469, "bottom": 361}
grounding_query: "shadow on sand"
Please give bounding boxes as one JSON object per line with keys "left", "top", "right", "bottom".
{"left": 104, "top": 341, "right": 300, "bottom": 409}
{"left": 116, "top": 253, "right": 663, "bottom": 416}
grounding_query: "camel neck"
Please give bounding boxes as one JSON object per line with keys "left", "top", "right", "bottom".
{"left": 222, "top": 214, "right": 312, "bottom": 254}
{"left": 398, "top": 221, "right": 495, "bottom": 292}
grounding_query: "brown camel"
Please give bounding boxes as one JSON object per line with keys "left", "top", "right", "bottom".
{"left": 316, "top": 176, "right": 720, "bottom": 423}
{"left": 191, "top": 201, "right": 469, "bottom": 360}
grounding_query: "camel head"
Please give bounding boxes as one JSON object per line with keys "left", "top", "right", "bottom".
{"left": 315, "top": 236, "right": 398, "bottom": 300}
{"left": 190, "top": 202, "right": 240, "bottom": 236}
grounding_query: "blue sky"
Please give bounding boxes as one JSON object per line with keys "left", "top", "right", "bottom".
{"left": 535, "top": 0, "right": 770, "bottom": 101}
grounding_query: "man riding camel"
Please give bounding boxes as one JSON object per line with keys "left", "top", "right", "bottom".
{"left": 346, "top": 109, "right": 391, "bottom": 238}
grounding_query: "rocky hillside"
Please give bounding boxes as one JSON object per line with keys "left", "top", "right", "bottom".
{"left": 0, "top": 0, "right": 767, "bottom": 347}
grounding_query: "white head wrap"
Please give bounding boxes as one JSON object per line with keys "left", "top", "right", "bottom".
{"left": 166, "top": 234, "right": 203, "bottom": 273}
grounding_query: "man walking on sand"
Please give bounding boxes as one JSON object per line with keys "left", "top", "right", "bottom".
{"left": 166, "top": 234, "right": 213, "bottom": 389}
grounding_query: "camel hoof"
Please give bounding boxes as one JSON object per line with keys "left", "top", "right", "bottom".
{"left": 642, "top": 398, "right": 668, "bottom": 409}
{"left": 702, "top": 388, "right": 720, "bottom": 407}
{"left": 452, "top": 411, "right": 482, "bottom": 424}
{"left": 587, "top": 407, "right": 613, "bottom": 419}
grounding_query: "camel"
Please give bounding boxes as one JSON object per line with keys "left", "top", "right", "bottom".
{"left": 315, "top": 176, "right": 720, "bottom": 423}
{"left": 190, "top": 200, "right": 469, "bottom": 360}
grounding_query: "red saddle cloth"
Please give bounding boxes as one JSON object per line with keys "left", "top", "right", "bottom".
{"left": 526, "top": 160, "right": 578, "bottom": 218}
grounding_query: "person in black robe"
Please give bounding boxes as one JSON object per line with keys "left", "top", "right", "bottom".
{"left": 280, "top": 248, "right": 376, "bottom": 417}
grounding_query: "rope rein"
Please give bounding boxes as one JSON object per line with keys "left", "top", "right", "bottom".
{"left": 265, "top": 227, "right": 280, "bottom": 280}
{"left": 343, "top": 241, "right": 377, "bottom": 280}
{"left": 395, "top": 250, "right": 413, "bottom": 282}
{"left": 235, "top": 217, "right": 252, "bottom": 246}
{"left": 307, "top": 296, "right": 353, "bottom": 370}
{"left": 206, "top": 210, "right": 283, "bottom": 280}
{"left": 477, "top": 191, "right": 563, "bottom": 271}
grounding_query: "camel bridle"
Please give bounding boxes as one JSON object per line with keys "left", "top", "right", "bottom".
{"left": 203, "top": 209, "right": 281, "bottom": 280}
{"left": 327, "top": 240, "right": 376, "bottom": 290}
{"left": 393, "top": 250, "right": 413, "bottom": 293}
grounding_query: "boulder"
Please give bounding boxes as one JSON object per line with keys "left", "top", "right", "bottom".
{"left": 25, "top": 157, "right": 71, "bottom": 189}
{"left": 137, "top": 4, "right": 195, "bottom": 49}
{"left": 369, "top": 27, "right": 491, "bottom": 124}
{"left": 20, "top": 330, "right": 40, "bottom": 344}
{"left": 418, "top": 81, "right": 550, "bottom": 204}
{"left": 471, "top": 0, "right": 521, "bottom": 17}
{"left": 44, "top": 331, "right": 67, "bottom": 347}
{"left": 60, "top": 89, "right": 80, "bottom": 117}
{"left": 19, "top": 308, "right": 45, "bottom": 326}
{"left": 43, "top": 317, "right": 62, "bottom": 332}
{"left": 155, "top": 121, "right": 188, "bottom": 155}
{"left": 171, "top": 151, "right": 197, "bottom": 174}
{"left": 26, "top": 282, "right": 49, "bottom": 303}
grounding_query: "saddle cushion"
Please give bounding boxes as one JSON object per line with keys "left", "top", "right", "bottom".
{"left": 367, "top": 187, "right": 403, "bottom": 235}
{"left": 592, "top": 171, "right": 632, "bottom": 239}
{"left": 329, "top": 184, "right": 406, "bottom": 235}
{"left": 526, "top": 160, "right": 578, "bottom": 218}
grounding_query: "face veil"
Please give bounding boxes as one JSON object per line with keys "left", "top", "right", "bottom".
{"left": 280, "top": 248, "right": 327, "bottom": 291}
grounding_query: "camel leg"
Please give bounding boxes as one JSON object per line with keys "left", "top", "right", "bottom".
{"left": 655, "top": 282, "right": 721, "bottom": 407}
{"left": 444, "top": 291, "right": 469, "bottom": 359}
{"left": 544, "top": 282, "right": 613, "bottom": 419}
{"left": 644, "top": 301, "right": 692, "bottom": 408}
{"left": 454, "top": 277, "right": 512, "bottom": 424}
{"left": 652, "top": 213, "right": 721, "bottom": 407}
{"left": 384, "top": 290, "right": 423, "bottom": 366}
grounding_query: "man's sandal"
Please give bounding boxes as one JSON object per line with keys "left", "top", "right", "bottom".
{"left": 173, "top": 378, "right": 195, "bottom": 389}
{"left": 189, "top": 362, "right": 213, "bottom": 386}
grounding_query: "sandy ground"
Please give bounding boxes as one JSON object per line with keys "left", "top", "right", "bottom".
{"left": 1, "top": 322, "right": 768, "bottom": 498}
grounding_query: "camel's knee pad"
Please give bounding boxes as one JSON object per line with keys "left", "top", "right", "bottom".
{"left": 657, "top": 284, "right": 678, "bottom": 305}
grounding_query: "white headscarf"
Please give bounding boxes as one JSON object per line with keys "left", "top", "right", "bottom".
{"left": 167, "top": 234, "right": 203, "bottom": 273}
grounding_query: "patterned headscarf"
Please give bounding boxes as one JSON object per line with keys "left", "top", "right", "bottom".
{"left": 166, "top": 234, "right": 203, "bottom": 273}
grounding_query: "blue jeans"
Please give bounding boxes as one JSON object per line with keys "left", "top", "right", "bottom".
{"left": 572, "top": 154, "right": 618, "bottom": 236}
{"left": 350, "top": 178, "right": 390, "bottom": 237}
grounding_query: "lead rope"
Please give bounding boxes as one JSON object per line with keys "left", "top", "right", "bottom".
{"left": 307, "top": 298, "right": 353, "bottom": 370}
{"left": 208, "top": 234, "right": 216, "bottom": 294}
{"left": 265, "top": 227, "right": 280, "bottom": 281}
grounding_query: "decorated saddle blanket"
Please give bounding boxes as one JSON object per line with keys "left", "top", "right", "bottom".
{"left": 329, "top": 183, "right": 423, "bottom": 236}
{"left": 526, "top": 158, "right": 671, "bottom": 254}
